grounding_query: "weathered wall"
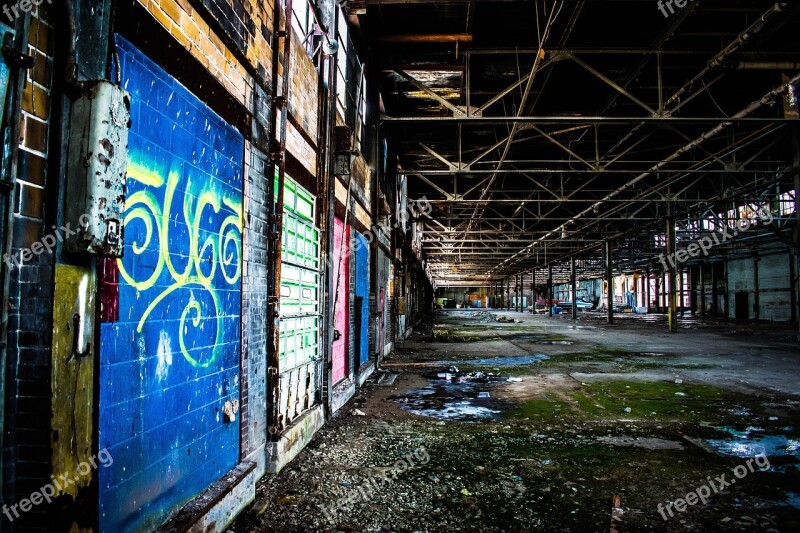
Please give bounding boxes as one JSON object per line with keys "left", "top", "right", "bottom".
{"left": 136, "top": 0, "right": 273, "bottom": 105}
{"left": 727, "top": 250, "right": 793, "bottom": 321}
{"left": 3, "top": 6, "right": 57, "bottom": 529}
{"left": 97, "top": 37, "right": 243, "bottom": 531}
{"left": 332, "top": 217, "right": 349, "bottom": 384}
{"left": 50, "top": 265, "right": 96, "bottom": 516}
{"left": 240, "top": 143, "right": 270, "bottom": 470}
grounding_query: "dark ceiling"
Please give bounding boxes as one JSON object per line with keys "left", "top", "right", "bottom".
{"left": 347, "top": 0, "right": 800, "bottom": 286}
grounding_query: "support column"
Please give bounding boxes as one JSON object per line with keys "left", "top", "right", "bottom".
{"left": 794, "top": 124, "right": 800, "bottom": 340}
{"left": 507, "top": 278, "right": 511, "bottom": 311}
{"left": 548, "top": 265, "right": 554, "bottom": 317}
{"left": 679, "top": 266, "right": 685, "bottom": 317}
{"left": 690, "top": 266, "right": 697, "bottom": 316}
{"left": 753, "top": 252, "right": 760, "bottom": 320}
{"left": 606, "top": 241, "right": 614, "bottom": 324}
{"left": 667, "top": 206, "right": 678, "bottom": 333}
{"left": 646, "top": 267, "right": 651, "bottom": 314}
{"left": 531, "top": 269, "right": 536, "bottom": 313}
{"left": 711, "top": 262, "right": 718, "bottom": 316}
{"left": 571, "top": 256, "right": 578, "bottom": 320}
{"left": 791, "top": 255, "right": 798, "bottom": 323}
{"left": 699, "top": 263, "right": 706, "bottom": 316}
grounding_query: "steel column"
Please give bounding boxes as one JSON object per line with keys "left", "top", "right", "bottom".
{"left": 667, "top": 206, "right": 678, "bottom": 333}
{"left": 606, "top": 241, "right": 614, "bottom": 324}
{"left": 571, "top": 256, "right": 578, "bottom": 320}
{"left": 548, "top": 265, "right": 554, "bottom": 317}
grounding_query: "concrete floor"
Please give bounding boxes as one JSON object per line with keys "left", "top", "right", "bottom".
{"left": 229, "top": 310, "right": 800, "bottom": 532}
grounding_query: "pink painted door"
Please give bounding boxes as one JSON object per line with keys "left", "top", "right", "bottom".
{"left": 332, "top": 218, "right": 349, "bottom": 383}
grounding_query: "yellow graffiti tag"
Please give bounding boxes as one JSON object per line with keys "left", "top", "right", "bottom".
{"left": 117, "top": 160, "right": 242, "bottom": 368}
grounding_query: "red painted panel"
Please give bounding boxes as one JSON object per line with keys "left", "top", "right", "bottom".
{"left": 332, "top": 218, "right": 349, "bottom": 383}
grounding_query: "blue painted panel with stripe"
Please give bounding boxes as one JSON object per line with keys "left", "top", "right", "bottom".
{"left": 354, "top": 231, "right": 370, "bottom": 366}
{"left": 99, "top": 36, "right": 243, "bottom": 532}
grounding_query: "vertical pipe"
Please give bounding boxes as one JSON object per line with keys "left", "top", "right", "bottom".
{"left": 571, "top": 256, "right": 578, "bottom": 320}
{"left": 548, "top": 265, "right": 554, "bottom": 317}
{"left": 324, "top": 3, "right": 340, "bottom": 406}
{"left": 266, "top": 0, "right": 295, "bottom": 437}
{"left": 667, "top": 207, "right": 678, "bottom": 333}
{"left": 606, "top": 241, "right": 614, "bottom": 324}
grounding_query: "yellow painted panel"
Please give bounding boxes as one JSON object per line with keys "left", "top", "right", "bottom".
{"left": 51, "top": 264, "right": 96, "bottom": 499}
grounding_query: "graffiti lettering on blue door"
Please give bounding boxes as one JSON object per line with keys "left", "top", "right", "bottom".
{"left": 98, "top": 36, "right": 243, "bottom": 532}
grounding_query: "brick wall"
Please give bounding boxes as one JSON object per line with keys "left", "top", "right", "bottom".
{"left": 240, "top": 143, "right": 270, "bottom": 466}
{"left": 137, "top": 0, "right": 267, "bottom": 105}
{"left": 3, "top": 5, "right": 56, "bottom": 530}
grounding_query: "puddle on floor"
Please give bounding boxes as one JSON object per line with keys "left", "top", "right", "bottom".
{"left": 444, "top": 354, "right": 550, "bottom": 368}
{"left": 392, "top": 377, "right": 510, "bottom": 422}
{"left": 706, "top": 426, "right": 800, "bottom": 460}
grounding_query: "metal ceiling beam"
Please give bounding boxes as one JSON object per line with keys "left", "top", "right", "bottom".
{"left": 394, "top": 69, "right": 465, "bottom": 116}
{"left": 379, "top": 34, "right": 473, "bottom": 44}
{"left": 381, "top": 116, "right": 794, "bottom": 124}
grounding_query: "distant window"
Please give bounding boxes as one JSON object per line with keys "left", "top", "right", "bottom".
{"left": 355, "top": 70, "right": 366, "bottom": 151}
{"left": 336, "top": 8, "right": 349, "bottom": 116}
{"left": 780, "top": 190, "right": 796, "bottom": 216}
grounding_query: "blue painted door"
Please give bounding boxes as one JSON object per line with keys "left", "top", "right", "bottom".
{"left": 354, "top": 231, "right": 370, "bottom": 366}
{"left": 98, "top": 37, "right": 243, "bottom": 531}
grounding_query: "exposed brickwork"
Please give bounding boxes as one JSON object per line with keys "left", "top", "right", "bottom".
{"left": 137, "top": 0, "right": 265, "bottom": 105}
{"left": 240, "top": 143, "right": 270, "bottom": 462}
{"left": 3, "top": 5, "right": 56, "bottom": 531}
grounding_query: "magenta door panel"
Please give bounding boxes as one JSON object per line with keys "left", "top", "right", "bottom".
{"left": 332, "top": 218, "right": 349, "bottom": 383}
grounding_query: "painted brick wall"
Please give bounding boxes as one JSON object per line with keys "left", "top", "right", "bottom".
{"left": 3, "top": 6, "right": 56, "bottom": 530}
{"left": 240, "top": 143, "right": 270, "bottom": 464}
{"left": 98, "top": 37, "right": 243, "bottom": 531}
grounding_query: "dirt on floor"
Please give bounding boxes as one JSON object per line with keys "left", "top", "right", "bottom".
{"left": 228, "top": 310, "right": 800, "bottom": 533}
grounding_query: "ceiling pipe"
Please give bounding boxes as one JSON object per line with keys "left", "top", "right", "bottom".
{"left": 737, "top": 61, "right": 800, "bottom": 70}
{"left": 663, "top": 2, "right": 789, "bottom": 111}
